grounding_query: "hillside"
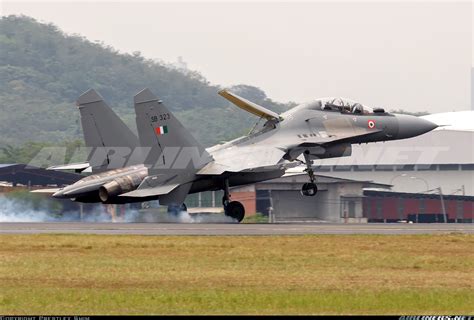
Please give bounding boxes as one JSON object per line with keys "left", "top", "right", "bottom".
{"left": 0, "top": 15, "right": 291, "bottom": 152}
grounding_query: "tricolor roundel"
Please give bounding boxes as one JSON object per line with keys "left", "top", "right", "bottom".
{"left": 367, "top": 120, "right": 376, "bottom": 129}
{"left": 155, "top": 125, "right": 168, "bottom": 135}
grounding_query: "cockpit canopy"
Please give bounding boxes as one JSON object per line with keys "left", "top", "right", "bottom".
{"left": 304, "top": 98, "right": 376, "bottom": 114}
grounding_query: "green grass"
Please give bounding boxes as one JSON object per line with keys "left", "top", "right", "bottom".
{"left": 0, "top": 234, "right": 473, "bottom": 315}
{"left": 242, "top": 212, "right": 268, "bottom": 223}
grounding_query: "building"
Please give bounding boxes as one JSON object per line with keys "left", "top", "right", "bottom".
{"left": 253, "top": 174, "right": 389, "bottom": 222}
{"left": 471, "top": 67, "right": 474, "bottom": 111}
{"left": 363, "top": 189, "right": 473, "bottom": 223}
{"left": 0, "top": 163, "right": 80, "bottom": 187}
{"left": 188, "top": 174, "right": 390, "bottom": 222}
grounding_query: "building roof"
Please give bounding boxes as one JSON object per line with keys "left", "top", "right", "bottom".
{"left": 364, "top": 189, "right": 474, "bottom": 202}
{"left": 421, "top": 111, "right": 474, "bottom": 132}
{"left": 0, "top": 164, "right": 18, "bottom": 168}
{"left": 0, "top": 164, "right": 81, "bottom": 187}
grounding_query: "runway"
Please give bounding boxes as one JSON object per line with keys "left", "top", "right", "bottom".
{"left": 0, "top": 222, "right": 472, "bottom": 235}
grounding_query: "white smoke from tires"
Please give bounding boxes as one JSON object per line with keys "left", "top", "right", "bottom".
{"left": 0, "top": 195, "right": 235, "bottom": 223}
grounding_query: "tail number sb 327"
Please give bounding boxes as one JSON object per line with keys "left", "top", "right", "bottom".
{"left": 151, "top": 113, "right": 170, "bottom": 122}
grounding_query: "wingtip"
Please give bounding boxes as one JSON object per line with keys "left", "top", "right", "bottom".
{"left": 218, "top": 88, "right": 230, "bottom": 96}
{"left": 134, "top": 88, "right": 159, "bottom": 104}
{"left": 76, "top": 89, "right": 103, "bottom": 106}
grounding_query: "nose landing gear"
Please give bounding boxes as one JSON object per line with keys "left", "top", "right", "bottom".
{"left": 301, "top": 151, "right": 318, "bottom": 197}
{"left": 301, "top": 182, "right": 318, "bottom": 196}
{"left": 222, "top": 178, "right": 245, "bottom": 222}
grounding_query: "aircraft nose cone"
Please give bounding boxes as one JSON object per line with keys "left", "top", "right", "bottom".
{"left": 396, "top": 114, "right": 438, "bottom": 140}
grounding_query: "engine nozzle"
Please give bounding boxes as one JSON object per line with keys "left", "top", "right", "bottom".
{"left": 98, "top": 170, "right": 148, "bottom": 202}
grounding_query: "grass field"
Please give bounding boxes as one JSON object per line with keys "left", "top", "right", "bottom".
{"left": 0, "top": 234, "right": 473, "bottom": 315}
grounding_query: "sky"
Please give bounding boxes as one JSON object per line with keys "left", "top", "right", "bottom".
{"left": 1, "top": 0, "right": 472, "bottom": 112}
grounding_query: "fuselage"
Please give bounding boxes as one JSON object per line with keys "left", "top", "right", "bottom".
{"left": 190, "top": 98, "right": 437, "bottom": 194}
{"left": 54, "top": 97, "right": 437, "bottom": 204}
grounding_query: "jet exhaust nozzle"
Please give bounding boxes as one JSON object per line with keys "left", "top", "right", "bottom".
{"left": 98, "top": 171, "right": 148, "bottom": 202}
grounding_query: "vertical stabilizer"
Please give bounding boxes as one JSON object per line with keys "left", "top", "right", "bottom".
{"left": 134, "top": 88, "right": 211, "bottom": 170}
{"left": 77, "top": 89, "right": 140, "bottom": 170}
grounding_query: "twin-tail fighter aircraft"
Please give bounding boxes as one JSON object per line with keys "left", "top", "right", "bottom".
{"left": 49, "top": 88, "right": 437, "bottom": 222}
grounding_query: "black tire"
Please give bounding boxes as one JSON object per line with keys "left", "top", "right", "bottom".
{"left": 301, "top": 182, "right": 318, "bottom": 196}
{"left": 224, "top": 201, "right": 245, "bottom": 223}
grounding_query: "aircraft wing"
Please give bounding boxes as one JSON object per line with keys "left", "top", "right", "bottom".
{"left": 218, "top": 89, "right": 281, "bottom": 121}
{"left": 198, "top": 128, "right": 382, "bottom": 175}
{"left": 198, "top": 146, "right": 286, "bottom": 175}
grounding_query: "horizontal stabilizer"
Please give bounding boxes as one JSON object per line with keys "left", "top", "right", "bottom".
{"left": 120, "top": 172, "right": 182, "bottom": 198}
{"left": 30, "top": 188, "right": 61, "bottom": 195}
{"left": 218, "top": 89, "right": 280, "bottom": 121}
{"left": 47, "top": 162, "right": 91, "bottom": 172}
{"left": 120, "top": 183, "right": 180, "bottom": 198}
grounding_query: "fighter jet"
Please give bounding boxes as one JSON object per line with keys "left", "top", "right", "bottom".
{"left": 51, "top": 88, "right": 437, "bottom": 222}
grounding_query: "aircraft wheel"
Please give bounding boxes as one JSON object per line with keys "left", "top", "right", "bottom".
{"left": 224, "top": 201, "right": 245, "bottom": 223}
{"left": 301, "top": 182, "right": 318, "bottom": 196}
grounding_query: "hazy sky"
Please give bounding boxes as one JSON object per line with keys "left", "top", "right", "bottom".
{"left": 1, "top": 1, "right": 472, "bottom": 112}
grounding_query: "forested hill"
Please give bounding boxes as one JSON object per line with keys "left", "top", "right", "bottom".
{"left": 0, "top": 15, "right": 291, "bottom": 150}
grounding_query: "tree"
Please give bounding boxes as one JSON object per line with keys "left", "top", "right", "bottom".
{"left": 0, "top": 15, "right": 292, "bottom": 153}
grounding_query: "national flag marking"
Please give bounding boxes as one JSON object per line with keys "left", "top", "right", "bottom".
{"left": 155, "top": 125, "right": 168, "bottom": 135}
{"left": 367, "top": 120, "right": 376, "bottom": 129}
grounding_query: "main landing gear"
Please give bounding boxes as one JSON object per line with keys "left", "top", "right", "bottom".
{"left": 301, "top": 151, "right": 318, "bottom": 197}
{"left": 167, "top": 203, "right": 187, "bottom": 216}
{"left": 222, "top": 179, "right": 245, "bottom": 223}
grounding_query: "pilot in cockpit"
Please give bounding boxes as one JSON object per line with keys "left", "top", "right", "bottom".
{"left": 351, "top": 103, "right": 364, "bottom": 114}
{"left": 322, "top": 98, "right": 371, "bottom": 115}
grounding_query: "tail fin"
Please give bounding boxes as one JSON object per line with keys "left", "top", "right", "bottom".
{"left": 134, "top": 88, "right": 211, "bottom": 170}
{"left": 77, "top": 89, "right": 140, "bottom": 170}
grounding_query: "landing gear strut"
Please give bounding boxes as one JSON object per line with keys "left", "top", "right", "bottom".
{"left": 301, "top": 151, "right": 318, "bottom": 197}
{"left": 222, "top": 178, "right": 245, "bottom": 222}
{"left": 167, "top": 203, "right": 187, "bottom": 216}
